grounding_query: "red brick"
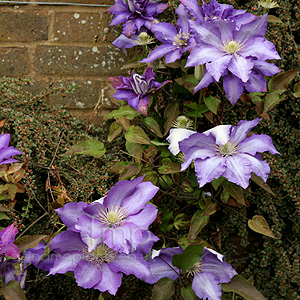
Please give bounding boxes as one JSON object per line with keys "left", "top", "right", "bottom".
{"left": 0, "top": 47, "right": 29, "bottom": 76}
{"left": 53, "top": 12, "right": 101, "bottom": 43}
{"left": 0, "top": 11, "right": 48, "bottom": 42}
{"left": 33, "top": 45, "right": 126, "bottom": 76}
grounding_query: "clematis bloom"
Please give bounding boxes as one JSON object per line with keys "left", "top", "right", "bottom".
{"left": 57, "top": 176, "right": 159, "bottom": 254}
{"left": 49, "top": 230, "right": 150, "bottom": 295}
{"left": 110, "top": 67, "right": 170, "bottom": 115}
{"left": 0, "top": 134, "right": 22, "bottom": 165}
{"left": 177, "top": 118, "right": 279, "bottom": 188}
{"left": 0, "top": 223, "right": 20, "bottom": 258}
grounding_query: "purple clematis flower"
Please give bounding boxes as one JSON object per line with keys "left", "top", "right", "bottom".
{"left": 0, "top": 223, "right": 20, "bottom": 258}
{"left": 0, "top": 134, "right": 22, "bottom": 165}
{"left": 49, "top": 230, "right": 150, "bottom": 295}
{"left": 140, "top": 4, "right": 196, "bottom": 64}
{"left": 186, "top": 14, "right": 280, "bottom": 105}
{"left": 140, "top": 247, "right": 184, "bottom": 284}
{"left": 177, "top": 118, "right": 279, "bottom": 188}
{"left": 57, "top": 176, "right": 159, "bottom": 254}
{"left": 108, "top": 0, "right": 168, "bottom": 38}
{"left": 187, "top": 247, "right": 237, "bottom": 300}
{"left": 180, "top": 0, "right": 256, "bottom": 28}
{"left": 110, "top": 67, "right": 170, "bottom": 115}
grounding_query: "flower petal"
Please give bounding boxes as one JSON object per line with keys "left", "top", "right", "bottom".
{"left": 230, "top": 118, "right": 260, "bottom": 145}
{"left": 203, "top": 125, "right": 232, "bottom": 145}
{"left": 93, "top": 263, "right": 122, "bottom": 295}
{"left": 141, "top": 45, "right": 176, "bottom": 63}
{"left": 166, "top": 128, "right": 196, "bottom": 155}
{"left": 206, "top": 55, "right": 232, "bottom": 82}
{"left": 48, "top": 251, "right": 82, "bottom": 275}
{"left": 75, "top": 215, "right": 107, "bottom": 239}
{"left": 223, "top": 74, "right": 244, "bottom": 105}
{"left": 74, "top": 260, "right": 102, "bottom": 289}
{"left": 228, "top": 55, "right": 253, "bottom": 83}
{"left": 244, "top": 72, "right": 267, "bottom": 93}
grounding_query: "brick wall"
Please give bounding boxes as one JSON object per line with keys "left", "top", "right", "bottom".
{"left": 0, "top": 0, "right": 125, "bottom": 124}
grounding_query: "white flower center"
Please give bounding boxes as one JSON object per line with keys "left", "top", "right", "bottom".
{"left": 216, "top": 141, "right": 239, "bottom": 157}
{"left": 98, "top": 206, "right": 128, "bottom": 227}
{"left": 173, "top": 30, "right": 190, "bottom": 48}
{"left": 186, "top": 260, "right": 203, "bottom": 276}
{"left": 132, "top": 74, "right": 148, "bottom": 95}
{"left": 83, "top": 243, "right": 118, "bottom": 268}
{"left": 222, "top": 40, "right": 244, "bottom": 55}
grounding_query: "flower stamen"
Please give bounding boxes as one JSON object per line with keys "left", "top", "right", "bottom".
{"left": 98, "top": 206, "right": 128, "bottom": 227}
{"left": 173, "top": 30, "right": 190, "bottom": 48}
{"left": 215, "top": 141, "right": 239, "bottom": 157}
{"left": 222, "top": 40, "right": 244, "bottom": 54}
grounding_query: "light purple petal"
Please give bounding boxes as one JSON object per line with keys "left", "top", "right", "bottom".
{"left": 141, "top": 45, "right": 176, "bottom": 63}
{"left": 1, "top": 244, "right": 20, "bottom": 258}
{"left": 113, "top": 89, "right": 138, "bottom": 101}
{"left": 125, "top": 204, "right": 158, "bottom": 230}
{"left": 253, "top": 60, "right": 281, "bottom": 76}
{"left": 166, "top": 128, "right": 196, "bottom": 155}
{"left": 56, "top": 202, "right": 88, "bottom": 232}
{"left": 241, "top": 37, "right": 281, "bottom": 60}
{"left": 192, "top": 272, "right": 222, "bottom": 300}
{"left": 93, "top": 263, "right": 122, "bottom": 295}
{"left": 176, "top": 4, "right": 189, "bottom": 33}
{"left": 165, "top": 49, "right": 184, "bottom": 64}
{"left": 121, "top": 182, "right": 159, "bottom": 215}
{"left": 0, "top": 223, "right": 18, "bottom": 246}
{"left": 223, "top": 74, "right": 244, "bottom": 105}
{"left": 194, "top": 156, "right": 226, "bottom": 187}
{"left": 228, "top": 55, "right": 253, "bottom": 83}
{"left": 135, "top": 231, "right": 159, "bottom": 256}
{"left": 223, "top": 155, "right": 252, "bottom": 188}
{"left": 194, "top": 71, "right": 216, "bottom": 93}
{"left": 112, "top": 34, "right": 139, "bottom": 49}
{"left": 239, "top": 134, "right": 279, "bottom": 155}
{"left": 206, "top": 55, "right": 232, "bottom": 82}
{"left": 74, "top": 260, "right": 102, "bottom": 289}
{"left": 48, "top": 251, "right": 82, "bottom": 275}
{"left": 180, "top": 0, "right": 204, "bottom": 22}
{"left": 244, "top": 72, "right": 267, "bottom": 93}
{"left": 203, "top": 125, "right": 232, "bottom": 145}
{"left": 80, "top": 232, "right": 103, "bottom": 252}
{"left": 0, "top": 147, "right": 23, "bottom": 163}
{"left": 109, "top": 252, "right": 150, "bottom": 278}
{"left": 104, "top": 223, "right": 142, "bottom": 254}
{"left": 230, "top": 118, "right": 260, "bottom": 145}
{"left": 0, "top": 134, "right": 11, "bottom": 148}
{"left": 75, "top": 215, "right": 107, "bottom": 239}
{"left": 151, "top": 22, "right": 178, "bottom": 42}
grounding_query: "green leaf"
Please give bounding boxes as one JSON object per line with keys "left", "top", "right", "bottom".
{"left": 62, "top": 139, "right": 106, "bottom": 158}
{"left": 98, "top": 294, "right": 105, "bottom": 300}
{"left": 172, "top": 244, "right": 205, "bottom": 271}
{"left": 203, "top": 198, "right": 218, "bottom": 216}
{"left": 144, "top": 117, "right": 163, "bottom": 138}
{"left": 222, "top": 275, "right": 267, "bottom": 300}
{"left": 7, "top": 184, "right": 18, "bottom": 200}
{"left": 248, "top": 215, "right": 275, "bottom": 238}
{"left": 125, "top": 125, "right": 151, "bottom": 144}
{"left": 108, "top": 161, "right": 128, "bottom": 174}
{"left": 0, "top": 212, "right": 9, "bottom": 220}
{"left": 293, "top": 82, "right": 300, "bottom": 98}
{"left": 263, "top": 92, "right": 284, "bottom": 113}
{"left": 181, "top": 286, "right": 198, "bottom": 300}
{"left": 0, "top": 184, "right": 10, "bottom": 194}
{"left": 174, "top": 213, "right": 190, "bottom": 230}
{"left": 158, "top": 158, "right": 181, "bottom": 174}
{"left": 267, "top": 15, "right": 283, "bottom": 23}
{"left": 250, "top": 173, "right": 275, "bottom": 196}
{"left": 125, "top": 141, "right": 143, "bottom": 163}
{"left": 107, "top": 105, "right": 139, "bottom": 120}
{"left": 119, "top": 163, "right": 141, "bottom": 181}
{"left": 14, "top": 235, "right": 47, "bottom": 252}
{"left": 151, "top": 140, "right": 170, "bottom": 146}
{"left": 0, "top": 280, "right": 26, "bottom": 300}
{"left": 211, "top": 176, "right": 225, "bottom": 190}
{"left": 159, "top": 209, "right": 174, "bottom": 233}
{"left": 152, "top": 278, "right": 175, "bottom": 300}
{"left": 108, "top": 122, "right": 123, "bottom": 142}
{"left": 175, "top": 75, "right": 199, "bottom": 93}
{"left": 222, "top": 180, "right": 245, "bottom": 206}
{"left": 188, "top": 210, "right": 210, "bottom": 240}
{"left": 164, "top": 103, "right": 180, "bottom": 136}
{"left": 268, "top": 70, "right": 298, "bottom": 92}
{"left": 204, "top": 96, "right": 221, "bottom": 115}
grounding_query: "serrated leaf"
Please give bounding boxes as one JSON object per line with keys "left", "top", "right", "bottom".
{"left": 204, "top": 96, "right": 221, "bottom": 115}
{"left": 144, "top": 117, "right": 163, "bottom": 138}
{"left": 222, "top": 275, "right": 267, "bottom": 300}
{"left": 152, "top": 277, "right": 175, "bottom": 300}
{"left": 172, "top": 244, "right": 205, "bottom": 271}
{"left": 158, "top": 158, "right": 181, "bottom": 174}
{"left": 15, "top": 235, "right": 47, "bottom": 252}
{"left": 164, "top": 103, "right": 180, "bottom": 136}
{"left": 107, "top": 105, "right": 139, "bottom": 120}
{"left": 248, "top": 215, "right": 275, "bottom": 238}
{"left": 250, "top": 173, "right": 275, "bottom": 196}
{"left": 181, "top": 286, "right": 198, "bottom": 300}
{"left": 125, "top": 125, "right": 151, "bottom": 144}
{"left": 268, "top": 70, "right": 298, "bottom": 92}
{"left": 62, "top": 139, "right": 106, "bottom": 158}
{"left": 188, "top": 210, "right": 210, "bottom": 240}
{"left": 222, "top": 180, "right": 245, "bottom": 206}
{"left": 267, "top": 15, "right": 283, "bottom": 23}
{"left": 108, "top": 122, "right": 122, "bottom": 142}
{"left": 0, "top": 280, "right": 26, "bottom": 300}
